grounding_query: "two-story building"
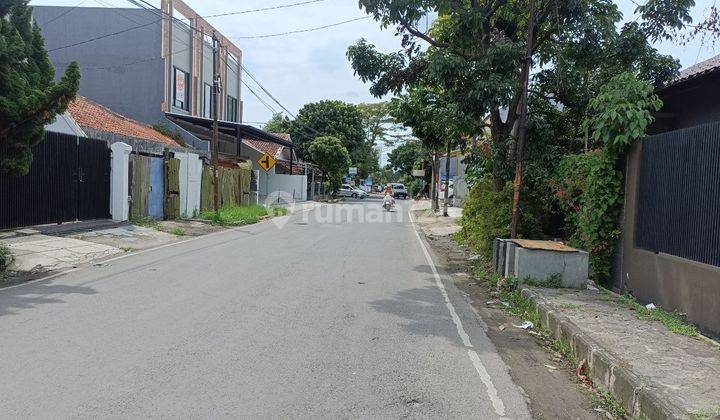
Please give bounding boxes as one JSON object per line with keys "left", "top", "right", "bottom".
{"left": 34, "top": 0, "right": 244, "bottom": 151}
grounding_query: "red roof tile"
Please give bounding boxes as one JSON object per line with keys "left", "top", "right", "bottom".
{"left": 67, "top": 96, "right": 181, "bottom": 147}
{"left": 242, "top": 133, "right": 292, "bottom": 159}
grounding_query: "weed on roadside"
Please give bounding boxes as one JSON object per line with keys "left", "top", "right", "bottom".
{"left": 132, "top": 217, "right": 161, "bottom": 229}
{"left": 0, "top": 244, "right": 10, "bottom": 272}
{"left": 690, "top": 407, "right": 720, "bottom": 420}
{"left": 524, "top": 273, "right": 563, "bottom": 288}
{"left": 592, "top": 389, "right": 629, "bottom": 419}
{"left": 499, "top": 288, "right": 541, "bottom": 327}
{"left": 200, "top": 205, "right": 275, "bottom": 226}
{"left": 598, "top": 290, "right": 697, "bottom": 337}
{"left": 170, "top": 228, "right": 186, "bottom": 236}
{"left": 267, "top": 206, "right": 289, "bottom": 217}
{"left": 552, "top": 339, "right": 579, "bottom": 367}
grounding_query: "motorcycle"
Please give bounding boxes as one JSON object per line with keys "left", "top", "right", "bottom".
{"left": 382, "top": 196, "right": 395, "bottom": 212}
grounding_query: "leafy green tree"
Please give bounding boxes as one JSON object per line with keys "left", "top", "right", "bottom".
{"left": 307, "top": 136, "right": 351, "bottom": 192}
{"left": 0, "top": 0, "right": 80, "bottom": 175}
{"left": 357, "top": 102, "right": 411, "bottom": 147}
{"left": 573, "top": 73, "right": 662, "bottom": 283}
{"left": 347, "top": 0, "right": 689, "bottom": 191}
{"left": 263, "top": 112, "right": 290, "bottom": 133}
{"left": 387, "top": 140, "right": 426, "bottom": 176}
{"left": 288, "top": 100, "right": 377, "bottom": 179}
{"left": 390, "top": 85, "right": 465, "bottom": 212}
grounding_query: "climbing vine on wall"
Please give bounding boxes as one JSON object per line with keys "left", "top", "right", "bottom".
{"left": 573, "top": 73, "right": 662, "bottom": 283}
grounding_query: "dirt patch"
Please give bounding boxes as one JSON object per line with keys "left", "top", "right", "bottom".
{"left": 158, "top": 220, "right": 225, "bottom": 236}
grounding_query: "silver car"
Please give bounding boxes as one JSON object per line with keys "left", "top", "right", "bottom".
{"left": 336, "top": 184, "right": 366, "bottom": 199}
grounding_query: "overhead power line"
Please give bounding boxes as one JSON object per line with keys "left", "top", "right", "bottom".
{"left": 47, "top": 17, "right": 161, "bottom": 52}
{"left": 40, "top": 0, "right": 87, "bottom": 26}
{"left": 199, "top": 0, "right": 325, "bottom": 19}
{"left": 241, "top": 79, "right": 279, "bottom": 115}
{"left": 231, "top": 16, "right": 370, "bottom": 39}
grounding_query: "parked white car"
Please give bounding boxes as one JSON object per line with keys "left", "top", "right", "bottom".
{"left": 336, "top": 184, "right": 366, "bottom": 199}
{"left": 388, "top": 183, "right": 408, "bottom": 199}
{"left": 351, "top": 186, "right": 368, "bottom": 198}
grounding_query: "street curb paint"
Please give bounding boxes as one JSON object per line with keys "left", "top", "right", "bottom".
{"left": 408, "top": 210, "right": 507, "bottom": 417}
{"left": 521, "top": 288, "right": 690, "bottom": 420}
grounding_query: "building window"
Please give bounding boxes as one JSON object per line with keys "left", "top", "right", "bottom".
{"left": 203, "top": 83, "right": 213, "bottom": 118}
{"left": 226, "top": 95, "right": 238, "bottom": 122}
{"left": 173, "top": 67, "right": 189, "bottom": 111}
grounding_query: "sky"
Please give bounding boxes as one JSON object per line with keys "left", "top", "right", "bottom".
{"left": 30, "top": 0, "right": 720, "bottom": 156}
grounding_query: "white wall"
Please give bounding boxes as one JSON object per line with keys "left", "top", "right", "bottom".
{"left": 110, "top": 142, "right": 132, "bottom": 221}
{"left": 176, "top": 152, "right": 202, "bottom": 217}
{"left": 262, "top": 172, "right": 307, "bottom": 202}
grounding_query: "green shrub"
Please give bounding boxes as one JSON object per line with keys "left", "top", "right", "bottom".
{"left": 458, "top": 179, "right": 540, "bottom": 261}
{"left": 407, "top": 179, "right": 421, "bottom": 197}
{"left": 0, "top": 244, "right": 10, "bottom": 272}
{"left": 571, "top": 73, "right": 662, "bottom": 284}
{"left": 554, "top": 151, "right": 603, "bottom": 238}
{"left": 458, "top": 180, "right": 513, "bottom": 261}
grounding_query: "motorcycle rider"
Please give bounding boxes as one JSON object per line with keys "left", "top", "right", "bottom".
{"left": 382, "top": 190, "right": 395, "bottom": 210}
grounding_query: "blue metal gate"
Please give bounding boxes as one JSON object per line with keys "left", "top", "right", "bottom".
{"left": 148, "top": 157, "right": 165, "bottom": 220}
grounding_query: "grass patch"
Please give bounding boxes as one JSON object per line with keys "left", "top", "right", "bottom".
{"left": 524, "top": 273, "right": 563, "bottom": 288}
{"left": 132, "top": 217, "right": 161, "bottom": 229}
{"left": 0, "top": 244, "right": 10, "bottom": 272}
{"left": 690, "top": 407, "right": 720, "bottom": 420}
{"left": 552, "top": 339, "right": 578, "bottom": 366}
{"left": 170, "top": 228, "right": 186, "bottom": 236}
{"left": 499, "top": 288, "right": 541, "bottom": 327}
{"left": 267, "top": 206, "right": 289, "bottom": 217}
{"left": 598, "top": 289, "right": 697, "bottom": 337}
{"left": 593, "top": 389, "right": 628, "bottom": 419}
{"left": 199, "top": 204, "right": 281, "bottom": 226}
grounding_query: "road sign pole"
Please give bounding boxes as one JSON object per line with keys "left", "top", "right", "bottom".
{"left": 211, "top": 31, "right": 221, "bottom": 216}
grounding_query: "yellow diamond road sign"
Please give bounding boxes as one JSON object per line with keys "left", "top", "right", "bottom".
{"left": 258, "top": 152, "right": 276, "bottom": 172}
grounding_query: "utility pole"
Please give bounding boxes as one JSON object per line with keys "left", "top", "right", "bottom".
{"left": 211, "top": 31, "right": 221, "bottom": 216}
{"left": 510, "top": 0, "right": 535, "bottom": 239}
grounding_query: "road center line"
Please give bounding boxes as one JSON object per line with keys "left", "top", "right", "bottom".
{"left": 408, "top": 210, "right": 506, "bottom": 417}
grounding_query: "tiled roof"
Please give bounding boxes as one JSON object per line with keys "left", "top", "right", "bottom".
{"left": 67, "top": 96, "right": 181, "bottom": 147}
{"left": 666, "top": 54, "right": 720, "bottom": 88}
{"left": 242, "top": 133, "right": 292, "bottom": 160}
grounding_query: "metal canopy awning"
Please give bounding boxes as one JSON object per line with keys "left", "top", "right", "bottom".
{"left": 165, "top": 113, "right": 295, "bottom": 149}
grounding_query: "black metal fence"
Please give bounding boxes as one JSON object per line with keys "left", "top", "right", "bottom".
{"left": 0, "top": 132, "right": 111, "bottom": 229}
{"left": 635, "top": 121, "right": 720, "bottom": 267}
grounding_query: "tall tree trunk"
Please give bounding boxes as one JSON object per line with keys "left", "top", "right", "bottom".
{"left": 429, "top": 154, "right": 436, "bottom": 211}
{"left": 510, "top": 0, "right": 536, "bottom": 239}
{"left": 431, "top": 152, "right": 440, "bottom": 212}
{"left": 443, "top": 139, "right": 451, "bottom": 217}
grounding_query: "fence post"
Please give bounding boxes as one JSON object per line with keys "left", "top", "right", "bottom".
{"left": 110, "top": 142, "right": 132, "bottom": 221}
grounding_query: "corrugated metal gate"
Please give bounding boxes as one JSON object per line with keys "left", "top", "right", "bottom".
{"left": 634, "top": 121, "right": 720, "bottom": 267}
{"left": 0, "top": 132, "right": 111, "bottom": 229}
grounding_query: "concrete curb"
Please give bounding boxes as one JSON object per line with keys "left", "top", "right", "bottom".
{"left": 521, "top": 287, "right": 690, "bottom": 420}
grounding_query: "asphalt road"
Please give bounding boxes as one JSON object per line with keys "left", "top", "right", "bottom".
{"left": 0, "top": 200, "right": 532, "bottom": 419}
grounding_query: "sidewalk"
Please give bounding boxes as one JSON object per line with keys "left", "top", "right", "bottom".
{"left": 412, "top": 199, "right": 463, "bottom": 237}
{"left": 0, "top": 201, "right": 326, "bottom": 281}
{"left": 2, "top": 234, "right": 120, "bottom": 272}
{"left": 413, "top": 209, "right": 720, "bottom": 420}
{"left": 523, "top": 287, "right": 720, "bottom": 419}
